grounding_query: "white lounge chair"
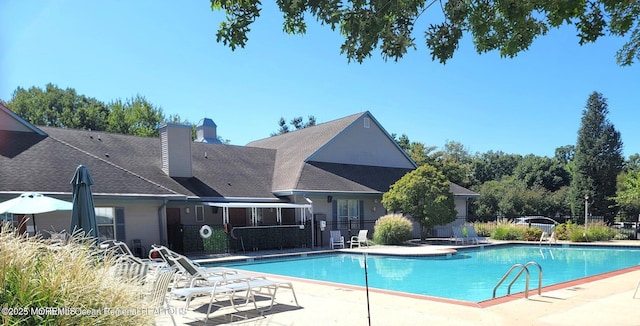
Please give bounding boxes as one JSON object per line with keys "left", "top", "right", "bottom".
{"left": 166, "top": 252, "right": 237, "bottom": 287}
{"left": 204, "top": 278, "right": 300, "bottom": 322}
{"left": 330, "top": 230, "right": 345, "bottom": 249}
{"left": 170, "top": 274, "right": 265, "bottom": 309}
{"left": 465, "top": 225, "right": 490, "bottom": 244}
{"left": 450, "top": 226, "right": 466, "bottom": 245}
{"left": 350, "top": 230, "right": 368, "bottom": 248}
{"left": 144, "top": 268, "right": 178, "bottom": 326}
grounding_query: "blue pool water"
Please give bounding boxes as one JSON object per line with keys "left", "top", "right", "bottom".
{"left": 209, "top": 245, "right": 640, "bottom": 302}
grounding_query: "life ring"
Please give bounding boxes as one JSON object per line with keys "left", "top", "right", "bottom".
{"left": 199, "top": 225, "right": 213, "bottom": 239}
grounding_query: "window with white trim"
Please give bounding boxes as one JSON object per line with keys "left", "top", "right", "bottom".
{"left": 95, "top": 207, "right": 115, "bottom": 241}
{"left": 95, "top": 207, "right": 125, "bottom": 241}
{"left": 337, "top": 199, "right": 359, "bottom": 225}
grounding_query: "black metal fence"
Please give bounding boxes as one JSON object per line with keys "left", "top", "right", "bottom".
{"left": 229, "top": 225, "right": 311, "bottom": 252}
{"left": 181, "top": 224, "right": 314, "bottom": 255}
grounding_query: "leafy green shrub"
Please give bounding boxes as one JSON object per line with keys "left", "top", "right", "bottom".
{"left": 472, "top": 222, "right": 493, "bottom": 237}
{"left": 373, "top": 214, "right": 413, "bottom": 245}
{"left": 566, "top": 222, "right": 616, "bottom": 242}
{"left": 0, "top": 224, "right": 154, "bottom": 325}
{"left": 523, "top": 227, "right": 543, "bottom": 241}
{"left": 568, "top": 228, "right": 590, "bottom": 242}
{"left": 586, "top": 223, "right": 616, "bottom": 241}
{"left": 492, "top": 224, "right": 525, "bottom": 240}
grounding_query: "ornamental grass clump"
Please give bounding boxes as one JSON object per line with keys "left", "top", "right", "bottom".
{"left": 0, "top": 223, "right": 154, "bottom": 325}
{"left": 373, "top": 214, "right": 413, "bottom": 245}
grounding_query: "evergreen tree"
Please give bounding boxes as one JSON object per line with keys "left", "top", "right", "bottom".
{"left": 570, "top": 92, "right": 624, "bottom": 223}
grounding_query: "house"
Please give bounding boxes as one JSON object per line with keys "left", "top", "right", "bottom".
{"left": 0, "top": 104, "right": 478, "bottom": 253}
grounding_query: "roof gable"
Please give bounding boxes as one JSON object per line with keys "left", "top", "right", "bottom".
{"left": 248, "top": 112, "right": 415, "bottom": 192}
{"left": 0, "top": 103, "right": 46, "bottom": 135}
{"left": 308, "top": 113, "right": 415, "bottom": 169}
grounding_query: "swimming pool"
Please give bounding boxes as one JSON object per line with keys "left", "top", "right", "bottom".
{"left": 208, "top": 245, "right": 640, "bottom": 302}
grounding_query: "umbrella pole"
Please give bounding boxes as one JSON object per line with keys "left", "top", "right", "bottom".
{"left": 32, "top": 214, "right": 36, "bottom": 235}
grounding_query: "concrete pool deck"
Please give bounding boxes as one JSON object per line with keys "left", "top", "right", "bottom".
{"left": 156, "top": 241, "right": 640, "bottom": 325}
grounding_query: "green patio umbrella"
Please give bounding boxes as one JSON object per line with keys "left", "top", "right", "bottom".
{"left": 69, "top": 165, "right": 98, "bottom": 238}
{"left": 0, "top": 192, "right": 73, "bottom": 233}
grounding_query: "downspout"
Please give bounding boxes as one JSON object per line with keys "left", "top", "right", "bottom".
{"left": 158, "top": 199, "right": 168, "bottom": 245}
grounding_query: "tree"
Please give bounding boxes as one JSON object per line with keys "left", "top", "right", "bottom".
{"left": 6, "top": 85, "right": 171, "bottom": 137}
{"left": 210, "top": 0, "right": 640, "bottom": 65}
{"left": 106, "top": 95, "right": 165, "bottom": 137}
{"left": 512, "top": 154, "right": 571, "bottom": 192}
{"left": 554, "top": 145, "right": 575, "bottom": 165}
{"left": 270, "top": 115, "right": 316, "bottom": 136}
{"left": 569, "top": 91, "right": 624, "bottom": 223}
{"left": 471, "top": 150, "right": 522, "bottom": 184}
{"left": 382, "top": 164, "right": 457, "bottom": 240}
{"left": 614, "top": 170, "right": 640, "bottom": 220}
{"left": 7, "top": 84, "right": 110, "bottom": 131}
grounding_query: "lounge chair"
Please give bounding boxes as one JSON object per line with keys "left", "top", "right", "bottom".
{"left": 465, "top": 225, "right": 490, "bottom": 244}
{"left": 330, "top": 230, "right": 345, "bottom": 249}
{"left": 144, "top": 268, "right": 177, "bottom": 326}
{"left": 350, "top": 230, "right": 368, "bottom": 248}
{"left": 170, "top": 274, "right": 265, "bottom": 309}
{"left": 102, "top": 240, "right": 165, "bottom": 282}
{"left": 166, "top": 252, "right": 237, "bottom": 287}
{"left": 204, "top": 278, "right": 300, "bottom": 322}
{"left": 450, "top": 226, "right": 466, "bottom": 244}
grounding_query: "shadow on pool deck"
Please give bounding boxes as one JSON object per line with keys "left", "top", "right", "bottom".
{"left": 157, "top": 240, "right": 640, "bottom": 325}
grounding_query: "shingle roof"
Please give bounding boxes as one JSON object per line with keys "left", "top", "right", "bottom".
{"left": 1, "top": 109, "right": 478, "bottom": 200}
{"left": 247, "top": 112, "right": 364, "bottom": 191}
{"left": 295, "top": 162, "right": 412, "bottom": 193}
{"left": 1, "top": 127, "right": 278, "bottom": 199}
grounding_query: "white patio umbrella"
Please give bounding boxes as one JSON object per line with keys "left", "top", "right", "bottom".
{"left": 0, "top": 192, "right": 73, "bottom": 233}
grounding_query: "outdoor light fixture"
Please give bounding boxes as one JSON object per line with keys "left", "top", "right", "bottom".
{"left": 185, "top": 207, "right": 190, "bottom": 214}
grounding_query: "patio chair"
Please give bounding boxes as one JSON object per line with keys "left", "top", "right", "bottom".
{"left": 349, "top": 230, "right": 368, "bottom": 248}
{"left": 47, "top": 230, "right": 67, "bottom": 244}
{"left": 170, "top": 274, "right": 266, "bottom": 309}
{"left": 144, "top": 268, "right": 177, "bottom": 326}
{"left": 450, "top": 226, "right": 466, "bottom": 245}
{"left": 204, "top": 278, "right": 300, "bottom": 322}
{"left": 330, "top": 230, "right": 344, "bottom": 249}
{"left": 166, "top": 252, "right": 238, "bottom": 287}
{"left": 465, "top": 225, "right": 490, "bottom": 244}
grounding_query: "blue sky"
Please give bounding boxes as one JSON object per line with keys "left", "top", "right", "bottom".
{"left": 2, "top": 0, "right": 639, "bottom": 158}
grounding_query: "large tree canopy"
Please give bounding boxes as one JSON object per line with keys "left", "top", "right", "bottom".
{"left": 5, "top": 84, "right": 197, "bottom": 138}
{"left": 210, "top": 0, "right": 640, "bottom": 65}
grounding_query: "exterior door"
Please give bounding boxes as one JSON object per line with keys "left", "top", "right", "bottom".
{"left": 166, "top": 207, "right": 183, "bottom": 252}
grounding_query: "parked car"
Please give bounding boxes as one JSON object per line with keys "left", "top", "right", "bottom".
{"left": 514, "top": 216, "right": 558, "bottom": 234}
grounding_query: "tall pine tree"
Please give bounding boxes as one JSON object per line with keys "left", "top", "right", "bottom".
{"left": 570, "top": 92, "right": 624, "bottom": 223}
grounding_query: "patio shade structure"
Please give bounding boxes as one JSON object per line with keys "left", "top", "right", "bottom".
{"left": 69, "top": 165, "right": 99, "bottom": 238}
{"left": 0, "top": 192, "right": 73, "bottom": 233}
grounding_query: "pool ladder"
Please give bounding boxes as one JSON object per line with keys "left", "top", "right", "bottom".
{"left": 492, "top": 261, "right": 542, "bottom": 299}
